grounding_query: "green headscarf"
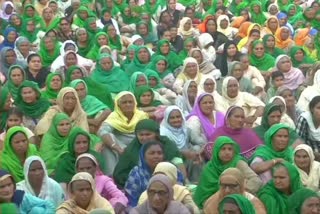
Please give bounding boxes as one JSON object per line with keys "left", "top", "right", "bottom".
{"left": 263, "top": 34, "right": 285, "bottom": 58}
{"left": 22, "top": 4, "right": 44, "bottom": 29}
{"left": 228, "top": 0, "right": 248, "bottom": 16}
{"left": 0, "top": 126, "right": 38, "bottom": 182}
{"left": 20, "top": 18, "right": 40, "bottom": 43}
{"left": 250, "top": 2, "right": 267, "bottom": 25}
{"left": 146, "top": 55, "right": 172, "bottom": 79}
{"left": 41, "top": 73, "right": 63, "bottom": 101}
{"left": 73, "top": 6, "right": 92, "bottom": 28}
{"left": 178, "top": 0, "right": 197, "bottom": 6}
{"left": 144, "top": 69, "right": 164, "bottom": 89}
{"left": 289, "top": 46, "right": 315, "bottom": 68}
{"left": 136, "top": 20, "right": 157, "bottom": 44}
{"left": 69, "top": 79, "right": 108, "bottom": 117}
{"left": 251, "top": 123, "right": 294, "bottom": 162}
{"left": 0, "top": 18, "right": 8, "bottom": 34}
{"left": 194, "top": 136, "right": 242, "bottom": 208}
{"left": 178, "top": 38, "right": 195, "bottom": 60}
{"left": 84, "top": 16, "right": 100, "bottom": 39}
{"left": 104, "top": 24, "right": 122, "bottom": 51}
{"left": 125, "top": 46, "right": 151, "bottom": 76}
{"left": 129, "top": 72, "right": 148, "bottom": 92}
{"left": 15, "top": 81, "right": 50, "bottom": 119}
{"left": 86, "top": 32, "right": 109, "bottom": 60}
{"left": 3, "top": 65, "right": 26, "bottom": 101}
{"left": 315, "top": 32, "right": 320, "bottom": 60}
{"left": 0, "top": 87, "right": 9, "bottom": 132}
{"left": 65, "top": 66, "right": 114, "bottom": 109}
{"left": 91, "top": 54, "right": 129, "bottom": 94}
{"left": 258, "top": 162, "right": 303, "bottom": 214}
{"left": 134, "top": 85, "right": 162, "bottom": 107}
{"left": 288, "top": 188, "right": 319, "bottom": 214}
{"left": 121, "top": 44, "right": 138, "bottom": 71}
{"left": 54, "top": 127, "right": 106, "bottom": 183}
{"left": 144, "top": 0, "right": 162, "bottom": 14}
{"left": 114, "top": 1, "right": 128, "bottom": 12}
{"left": 249, "top": 40, "right": 275, "bottom": 72}
{"left": 40, "top": 113, "right": 71, "bottom": 175}
{"left": 113, "top": 119, "right": 181, "bottom": 188}
{"left": 75, "top": 28, "right": 92, "bottom": 57}
{"left": 218, "top": 194, "right": 256, "bottom": 214}
{"left": 39, "top": 36, "right": 61, "bottom": 68}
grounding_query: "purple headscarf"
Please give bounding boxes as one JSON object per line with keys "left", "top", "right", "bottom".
{"left": 204, "top": 106, "right": 263, "bottom": 160}
{"left": 186, "top": 93, "right": 225, "bottom": 140}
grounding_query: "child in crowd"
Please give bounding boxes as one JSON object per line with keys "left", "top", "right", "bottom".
{"left": 266, "top": 71, "right": 284, "bottom": 101}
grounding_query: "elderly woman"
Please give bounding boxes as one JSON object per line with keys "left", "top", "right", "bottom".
{"left": 130, "top": 174, "right": 191, "bottom": 214}
{"left": 56, "top": 172, "right": 114, "bottom": 213}
{"left": 41, "top": 73, "right": 63, "bottom": 105}
{"left": 189, "top": 48, "right": 219, "bottom": 78}
{"left": 269, "top": 96, "right": 296, "bottom": 129}
{"left": 227, "top": 61, "right": 252, "bottom": 93}
{"left": 194, "top": 136, "right": 262, "bottom": 208}
{"left": 204, "top": 168, "right": 266, "bottom": 214}
{"left": 3, "top": 65, "right": 26, "bottom": 101}
{"left": 35, "top": 87, "right": 88, "bottom": 136}
{"left": 175, "top": 80, "right": 198, "bottom": 117}
{"left": 199, "top": 76, "right": 223, "bottom": 104}
{"left": 288, "top": 188, "right": 320, "bottom": 214}
{"left": 14, "top": 36, "right": 35, "bottom": 67}
{"left": 97, "top": 91, "right": 148, "bottom": 175}
{"left": 125, "top": 46, "right": 152, "bottom": 76}
{"left": 16, "top": 156, "right": 65, "bottom": 207}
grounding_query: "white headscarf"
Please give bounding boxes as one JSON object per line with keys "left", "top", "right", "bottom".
{"left": 0, "top": 1, "right": 15, "bottom": 20}
{"left": 268, "top": 96, "right": 296, "bottom": 129}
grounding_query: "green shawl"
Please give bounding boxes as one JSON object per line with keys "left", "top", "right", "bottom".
{"left": 194, "top": 136, "right": 242, "bottom": 208}
{"left": 84, "top": 16, "right": 100, "bottom": 39}
{"left": 121, "top": 45, "right": 138, "bottom": 71}
{"left": 125, "top": 46, "right": 151, "bottom": 77}
{"left": 20, "top": 18, "right": 40, "bottom": 43}
{"left": 146, "top": 55, "right": 172, "bottom": 79}
{"left": 153, "top": 39, "right": 183, "bottom": 71}
{"left": 76, "top": 29, "right": 92, "bottom": 57}
{"left": 38, "top": 37, "right": 61, "bottom": 68}
{"left": 129, "top": 72, "right": 147, "bottom": 92}
{"left": 22, "top": 4, "right": 44, "bottom": 29}
{"left": 249, "top": 40, "right": 275, "bottom": 72}
{"left": 104, "top": 24, "right": 122, "bottom": 51}
{"left": 70, "top": 79, "right": 108, "bottom": 117}
{"left": 15, "top": 81, "right": 50, "bottom": 119}
{"left": 250, "top": 2, "right": 267, "bottom": 25}
{"left": 65, "top": 66, "right": 114, "bottom": 109}
{"left": 114, "top": 1, "right": 128, "bottom": 12}
{"left": 258, "top": 162, "right": 303, "bottom": 214}
{"left": 315, "top": 32, "right": 320, "bottom": 60}
{"left": 218, "top": 194, "right": 256, "bottom": 214}
{"left": 0, "top": 126, "right": 38, "bottom": 182}
{"left": 288, "top": 188, "right": 319, "bottom": 214}
{"left": 251, "top": 123, "right": 294, "bottom": 163}
{"left": 144, "top": 69, "right": 164, "bottom": 89}
{"left": 263, "top": 34, "right": 285, "bottom": 58}
{"left": 40, "top": 113, "right": 71, "bottom": 175}
{"left": 178, "top": 38, "right": 195, "bottom": 60}
{"left": 73, "top": 6, "right": 92, "bottom": 28}
{"left": 0, "top": 87, "right": 9, "bottom": 132}
{"left": 54, "top": 127, "right": 106, "bottom": 183}
{"left": 113, "top": 119, "right": 181, "bottom": 187}
{"left": 91, "top": 54, "right": 129, "bottom": 94}
{"left": 178, "top": 0, "right": 197, "bottom": 6}
{"left": 86, "top": 32, "right": 109, "bottom": 60}
{"left": 3, "top": 65, "right": 26, "bottom": 101}
{"left": 144, "top": 0, "right": 162, "bottom": 14}
{"left": 0, "top": 18, "right": 8, "bottom": 34}
{"left": 289, "top": 46, "right": 315, "bottom": 68}
{"left": 41, "top": 73, "right": 63, "bottom": 100}
{"left": 134, "top": 85, "right": 162, "bottom": 107}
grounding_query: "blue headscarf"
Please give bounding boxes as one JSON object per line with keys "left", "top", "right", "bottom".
{"left": 0, "top": 27, "right": 17, "bottom": 50}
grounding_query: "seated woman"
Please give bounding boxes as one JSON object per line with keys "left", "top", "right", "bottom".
{"left": 269, "top": 95, "right": 296, "bottom": 129}
{"left": 41, "top": 73, "right": 63, "bottom": 105}
{"left": 216, "top": 15, "right": 238, "bottom": 40}
{"left": 0, "top": 126, "right": 38, "bottom": 182}
{"left": 53, "top": 50, "right": 80, "bottom": 79}
{"left": 263, "top": 34, "right": 285, "bottom": 58}
{"left": 16, "top": 156, "right": 65, "bottom": 207}
{"left": 237, "top": 23, "right": 261, "bottom": 53}
{"left": 0, "top": 170, "right": 55, "bottom": 213}
{"left": 175, "top": 80, "right": 198, "bottom": 117}
{"left": 294, "top": 144, "right": 320, "bottom": 192}
{"left": 258, "top": 162, "right": 303, "bottom": 214}
{"left": 250, "top": 123, "right": 294, "bottom": 185}
{"left": 35, "top": 87, "right": 89, "bottom": 136}
{"left": 14, "top": 36, "right": 35, "bottom": 67}
{"left": 204, "top": 168, "right": 266, "bottom": 214}
{"left": 113, "top": 119, "right": 182, "bottom": 188}
{"left": 39, "top": 113, "right": 72, "bottom": 175}
{"left": 15, "top": 80, "right": 51, "bottom": 132}
{"left": 75, "top": 153, "right": 128, "bottom": 212}
{"left": 204, "top": 106, "right": 263, "bottom": 160}
{"left": 186, "top": 93, "right": 225, "bottom": 150}
{"left": 56, "top": 172, "right": 114, "bottom": 213}
{"left": 125, "top": 46, "right": 152, "bottom": 77}
{"left": 217, "top": 194, "right": 256, "bottom": 214}
{"left": 215, "top": 77, "right": 265, "bottom": 126}
{"left": 288, "top": 188, "right": 320, "bottom": 214}
{"left": 137, "top": 162, "right": 199, "bottom": 213}
{"left": 275, "top": 26, "right": 294, "bottom": 52}
{"left": 289, "top": 46, "right": 314, "bottom": 72}
{"left": 178, "top": 17, "right": 200, "bottom": 40}
{"left": 98, "top": 91, "right": 148, "bottom": 175}
{"left": 227, "top": 61, "right": 252, "bottom": 93}
{"left": 86, "top": 32, "right": 110, "bottom": 61}
{"left": 38, "top": 36, "right": 61, "bottom": 69}
{"left": 0, "top": 47, "right": 24, "bottom": 83}
{"left": 194, "top": 136, "right": 262, "bottom": 209}
{"left": 3, "top": 65, "right": 26, "bottom": 101}
{"left": 130, "top": 174, "right": 190, "bottom": 214}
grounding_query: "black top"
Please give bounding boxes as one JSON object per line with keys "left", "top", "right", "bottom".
{"left": 25, "top": 67, "right": 50, "bottom": 88}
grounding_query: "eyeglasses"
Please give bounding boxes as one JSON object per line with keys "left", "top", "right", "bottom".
{"left": 220, "top": 183, "right": 239, "bottom": 189}
{"left": 147, "top": 190, "right": 168, "bottom": 197}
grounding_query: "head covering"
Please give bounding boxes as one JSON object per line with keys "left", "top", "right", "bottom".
{"left": 216, "top": 15, "right": 233, "bottom": 38}
{"left": 219, "top": 168, "right": 245, "bottom": 193}
{"left": 178, "top": 57, "right": 202, "bottom": 84}
{"left": 3, "top": 65, "right": 26, "bottom": 100}
{"left": 144, "top": 69, "right": 164, "bottom": 90}
{"left": 250, "top": 1, "right": 267, "bottom": 24}
{"left": 134, "top": 85, "right": 162, "bottom": 107}
{"left": 263, "top": 34, "right": 285, "bottom": 58}
{"left": 0, "top": 126, "right": 38, "bottom": 182}
{"left": 249, "top": 40, "right": 275, "bottom": 71}
{"left": 153, "top": 39, "right": 182, "bottom": 71}
{"left": 189, "top": 48, "right": 215, "bottom": 74}
{"left": 129, "top": 72, "right": 148, "bottom": 92}
{"left": 237, "top": 21, "right": 252, "bottom": 38}
{"left": 177, "top": 80, "right": 197, "bottom": 114}
{"left": 218, "top": 194, "right": 256, "bottom": 214}
{"left": 178, "top": 17, "right": 194, "bottom": 38}
{"left": 0, "top": 2, "right": 15, "bottom": 20}
{"left": 0, "top": 86, "right": 10, "bottom": 132}
{"left": 86, "top": 32, "right": 109, "bottom": 60}
{"left": 0, "top": 170, "right": 24, "bottom": 207}
{"left": 275, "top": 26, "right": 293, "bottom": 49}
{"left": 0, "top": 47, "right": 18, "bottom": 77}
{"left": 125, "top": 46, "right": 151, "bottom": 76}
{"left": 41, "top": 73, "right": 63, "bottom": 100}
{"left": 288, "top": 188, "right": 319, "bottom": 214}
{"left": 75, "top": 28, "right": 91, "bottom": 57}
{"left": 148, "top": 174, "right": 174, "bottom": 200}
{"left": 289, "top": 46, "right": 314, "bottom": 68}
{"left": 0, "top": 27, "right": 17, "bottom": 50}
{"left": 15, "top": 80, "right": 50, "bottom": 118}
{"left": 39, "top": 36, "right": 61, "bottom": 68}
{"left": 194, "top": 136, "right": 242, "bottom": 208}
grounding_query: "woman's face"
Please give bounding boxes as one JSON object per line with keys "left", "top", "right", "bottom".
{"left": 77, "top": 30, "right": 88, "bottom": 42}
{"left": 50, "top": 75, "right": 62, "bottom": 91}
{"left": 0, "top": 177, "right": 15, "bottom": 202}
{"left": 100, "top": 57, "right": 113, "bottom": 71}
{"left": 168, "top": 110, "right": 183, "bottom": 128}
{"left": 43, "top": 8, "right": 53, "bottom": 20}
{"left": 136, "top": 76, "right": 147, "bottom": 87}
{"left": 253, "top": 5, "right": 260, "bottom": 13}
{"left": 266, "top": 36, "right": 275, "bottom": 48}
{"left": 79, "top": 10, "right": 88, "bottom": 19}
{"left": 25, "top": 7, "right": 35, "bottom": 17}
{"left": 219, "top": 144, "right": 235, "bottom": 163}
{"left": 278, "top": 57, "right": 292, "bottom": 72}
{"left": 231, "top": 63, "right": 243, "bottom": 79}
{"left": 187, "top": 81, "right": 198, "bottom": 97}
{"left": 206, "top": 20, "right": 217, "bottom": 33}
{"left": 5, "top": 50, "right": 16, "bottom": 65}
{"left": 65, "top": 53, "right": 77, "bottom": 67}
{"left": 18, "top": 41, "right": 30, "bottom": 54}
{"left": 44, "top": 37, "right": 54, "bottom": 51}
{"left": 10, "top": 68, "right": 24, "bottom": 86}
{"left": 76, "top": 157, "right": 96, "bottom": 178}
{"left": 21, "top": 87, "right": 37, "bottom": 104}
{"left": 227, "top": 108, "right": 245, "bottom": 129}
{"left": 7, "top": 114, "right": 22, "bottom": 128}
{"left": 7, "top": 31, "right": 16, "bottom": 43}
{"left": 3, "top": 94, "right": 12, "bottom": 111}
{"left": 75, "top": 82, "right": 87, "bottom": 100}
{"left": 63, "top": 92, "right": 77, "bottom": 112}
{"left": 57, "top": 119, "right": 72, "bottom": 137}
{"left": 226, "top": 79, "right": 239, "bottom": 98}
{"left": 185, "top": 62, "right": 198, "bottom": 77}
{"left": 220, "top": 176, "right": 241, "bottom": 198}
{"left": 294, "top": 149, "right": 310, "bottom": 170}
{"left": 97, "top": 35, "right": 108, "bottom": 46}
{"left": 107, "top": 25, "right": 116, "bottom": 37}
{"left": 71, "top": 69, "right": 83, "bottom": 80}
{"left": 220, "top": 19, "right": 228, "bottom": 29}
{"left": 272, "top": 128, "right": 289, "bottom": 151}
{"left": 281, "top": 90, "right": 295, "bottom": 107}
{"left": 226, "top": 44, "right": 237, "bottom": 57}
{"left": 191, "top": 50, "right": 203, "bottom": 65}
{"left": 72, "top": 180, "right": 92, "bottom": 208}
{"left": 28, "top": 56, "right": 42, "bottom": 70}
{"left": 138, "top": 48, "right": 150, "bottom": 63}
{"left": 311, "top": 102, "right": 320, "bottom": 122}
{"left": 294, "top": 49, "right": 304, "bottom": 62}
{"left": 148, "top": 77, "right": 157, "bottom": 87}
{"left": 148, "top": 181, "right": 170, "bottom": 213}
{"left": 199, "top": 95, "right": 214, "bottom": 116}
{"left": 203, "top": 79, "right": 215, "bottom": 93}
{"left": 5, "top": 4, "right": 13, "bottom": 15}
{"left": 160, "top": 42, "right": 170, "bottom": 55}
{"left": 74, "top": 134, "right": 89, "bottom": 156}
{"left": 183, "top": 20, "right": 192, "bottom": 31}
{"left": 301, "top": 197, "right": 320, "bottom": 214}
{"left": 156, "top": 60, "right": 166, "bottom": 72}
{"left": 280, "top": 28, "right": 290, "bottom": 40}
{"left": 118, "top": 94, "right": 135, "bottom": 115}
{"left": 28, "top": 160, "right": 44, "bottom": 186}
{"left": 11, "top": 132, "right": 28, "bottom": 156}
{"left": 267, "top": 110, "right": 282, "bottom": 126}
{"left": 273, "top": 166, "right": 290, "bottom": 193}
{"left": 140, "top": 91, "right": 153, "bottom": 106}
{"left": 253, "top": 43, "right": 265, "bottom": 58}
{"left": 11, "top": 15, "right": 21, "bottom": 26}
{"left": 269, "top": 5, "right": 278, "bottom": 15}
{"left": 222, "top": 202, "right": 241, "bottom": 214}
{"left": 144, "top": 144, "right": 164, "bottom": 170}
{"left": 138, "top": 24, "right": 148, "bottom": 35}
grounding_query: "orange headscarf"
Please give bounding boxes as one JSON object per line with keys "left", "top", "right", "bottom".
{"left": 294, "top": 28, "right": 310, "bottom": 46}
{"left": 263, "top": 16, "right": 280, "bottom": 35}
{"left": 231, "top": 16, "right": 246, "bottom": 28}
{"left": 198, "top": 15, "right": 215, "bottom": 33}
{"left": 237, "top": 21, "right": 252, "bottom": 38}
{"left": 275, "top": 26, "right": 294, "bottom": 49}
